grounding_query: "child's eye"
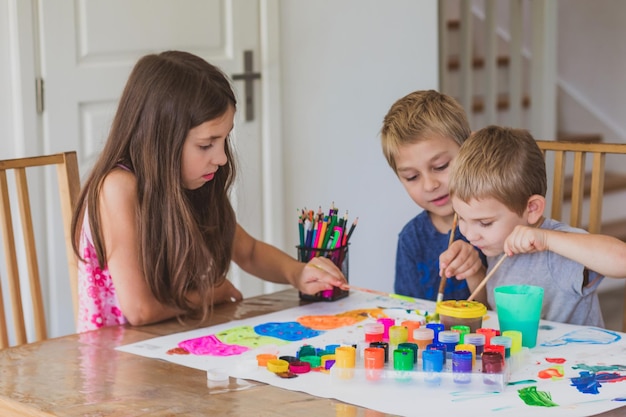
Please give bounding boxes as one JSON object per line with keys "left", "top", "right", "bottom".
{"left": 199, "top": 144, "right": 213, "bottom": 150}
{"left": 479, "top": 221, "right": 493, "bottom": 227}
{"left": 404, "top": 174, "right": 418, "bottom": 182}
{"left": 434, "top": 162, "right": 450, "bottom": 172}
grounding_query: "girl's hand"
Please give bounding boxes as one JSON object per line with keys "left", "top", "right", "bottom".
{"left": 439, "top": 240, "right": 484, "bottom": 280}
{"left": 504, "top": 225, "right": 548, "bottom": 256}
{"left": 298, "top": 256, "right": 348, "bottom": 295}
{"left": 211, "top": 279, "right": 243, "bottom": 304}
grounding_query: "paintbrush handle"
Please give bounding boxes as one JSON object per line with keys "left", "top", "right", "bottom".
{"left": 345, "top": 285, "right": 388, "bottom": 297}
{"left": 437, "top": 213, "right": 458, "bottom": 301}
{"left": 467, "top": 254, "right": 507, "bottom": 301}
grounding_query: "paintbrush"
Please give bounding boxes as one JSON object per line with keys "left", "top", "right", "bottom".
{"left": 437, "top": 213, "right": 458, "bottom": 303}
{"left": 467, "top": 253, "right": 508, "bottom": 301}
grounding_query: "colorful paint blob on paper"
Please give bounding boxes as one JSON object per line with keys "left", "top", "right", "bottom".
{"left": 518, "top": 386, "right": 558, "bottom": 407}
{"left": 170, "top": 308, "right": 408, "bottom": 356}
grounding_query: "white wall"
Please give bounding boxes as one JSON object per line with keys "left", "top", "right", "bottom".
{"left": 279, "top": 0, "right": 438, "bottom": 293}
{"left": 557, "top": 0, "right": 626, "bottom": 144}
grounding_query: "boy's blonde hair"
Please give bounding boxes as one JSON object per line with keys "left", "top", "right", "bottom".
{"left": 449, "top": 125, "right": 547, "bottom": 216}
{"left": 380, "top": 90, "right": 471, "bottom": 172}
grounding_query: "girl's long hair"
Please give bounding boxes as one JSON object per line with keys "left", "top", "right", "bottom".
{"left": 71, "top": 50, "right": 238, "bottom": 321}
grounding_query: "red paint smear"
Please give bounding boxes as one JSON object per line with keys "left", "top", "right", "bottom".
{"left": 538, "top": 367, "right": 564, "bottom": 379}
{"left": 545, "top": 357, "right": 566, "bottom": 364}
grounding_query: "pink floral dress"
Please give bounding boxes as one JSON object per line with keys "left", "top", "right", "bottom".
{"left": 77, "top": 210, "right": 126, "bottom": 332}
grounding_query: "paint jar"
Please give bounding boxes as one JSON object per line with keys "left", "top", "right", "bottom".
{"left": 502, "top": 330, "right": 523, "bottom": 355}
{"left": 463, "top": 333, "right": 486, "bottom": 357}
{"left": 450, "top": 325, "right": 470, "bottom": 343}
{"left": 298, "top": 345, "right": 316, "bottom": 358}
{"left": 481, "top": 351, "right": 505, "bottom": 387}
{"left": 426, "top": 323, "right": 445, "bottom": 343}
{"left": 490, "top": 335, "right": 512, "bottom": 358}
{"left": 437, "top": 330, "right": 460, "bottom": 359}
{"left": 413, "top": 327, "right": 434, "bottom": 358}
{"left": 369, "top": 341, "right": 389, "bottom": 363}
{"left": 388, "top": 325, "right": 408, "bottom": 349}
{"left": 401, "top": 320, "right": 421, "bottom": 342}
{"left": 455, "top": 343, "right": 476, "bottom": 367}
{"left": 422, "top": 349, "right": 444, "bottom": 384}
{"left": 266, "top": 359, "right": 290, "bottom": 373}
{"left": 476, "top": 328, "right": 498, "bottom": 346}
{"left": 320, "top": 354, "right": 336, "bottom": 369}
{"left": 436, "top": 300, "right": 487, "bottom": 332}
{"left": 299, "top": 355, "right": 321, "bottom": 368}
{"left": 289, "top": 360, "right": 311, "bottom": 374}
{"left": 334, "top": 346, "right": 356, "bottom": 380}
{"left": 452, "top": 350, "right": 473, "bottom": 384}
{"left": 393, "top": 348, "right": 414, "bottom": 381}
{"left": 256, "top": 353, "right": 277, "bottom": 367}
{"left": 364, "top": 322, "right": 384, "bottom": 343}
{"left": 426, "top": 342, "right": 447, "bottom": 365}
{"left": 377, "top": 318, "right": 395, "bottom": 341}
{"left": 297, "top": 245, "right": 349, "bottom": 301}
{"left": 398, "top": 342, "right": 418, "bottom": 364}
{"left": 363, "top": 347, "right": 385, "bottom": 381}
{"left": 325, "top": 344, "right": 340, "bottom": 354}
{"left": 484, "top": 343, "right": 505, "bottom": 361}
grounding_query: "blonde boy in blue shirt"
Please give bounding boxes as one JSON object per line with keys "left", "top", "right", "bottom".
{"left": 381, "top": 90, "right": 486, "bottom": 302}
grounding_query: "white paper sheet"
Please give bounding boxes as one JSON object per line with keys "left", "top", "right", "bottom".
{"left": 117, "top": 292, "right": 626, "bottom": 417}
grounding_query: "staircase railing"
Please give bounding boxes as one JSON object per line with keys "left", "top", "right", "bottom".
{"left": 439, "top": 0, "right": 558, "bottom": 140}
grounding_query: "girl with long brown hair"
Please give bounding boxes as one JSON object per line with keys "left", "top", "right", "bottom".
{"left": 71, "top": 51, "right": 346, "bottom": 332}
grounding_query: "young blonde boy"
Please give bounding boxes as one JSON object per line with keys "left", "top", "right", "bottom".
{"left": 380, "top": 90, "right": 486, "bottom": 302}
{"left": 449, "top": 125, "right": 626, "bottom": 326}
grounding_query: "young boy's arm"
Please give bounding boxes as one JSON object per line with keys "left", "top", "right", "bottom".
{"left": 504, "top": 225, "right": 626, "bottom": 278}
{"left": 439, "top": 240, "right": 487, "bottom": 303}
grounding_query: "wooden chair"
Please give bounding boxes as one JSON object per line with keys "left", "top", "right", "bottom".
{"left": 0, "top": 152, "right": 80, "bottom": 348}
{"left": 536, "top": 140, "right": 626, "bottom": 332}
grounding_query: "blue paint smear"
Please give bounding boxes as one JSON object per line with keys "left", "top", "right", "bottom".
{"left": 253, "top": 321, "right": 323, "bottom": 341}
{"left": 570, "top": 371, "right": 626, "bottom": 395}
{"left": 541, "top": 328, "right": 621, "bottom": 347}
{"left": 614, "top": 397, "right": 626, "bottom": 402}
{"left": 571, "top": 371, "right": 602, "bottom": 394}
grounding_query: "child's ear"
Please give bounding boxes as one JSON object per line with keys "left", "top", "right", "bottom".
{"left": 526, "top": 194, "right": 546, "bottom": 224}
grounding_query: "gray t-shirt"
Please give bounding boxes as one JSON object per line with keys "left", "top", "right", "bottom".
{"left": 486, "top": 218, "right": 604, "bottom": 327}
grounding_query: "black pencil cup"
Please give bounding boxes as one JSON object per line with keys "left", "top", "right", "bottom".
{"left": 297, "top": 245, "right": 349, "bottom": 301}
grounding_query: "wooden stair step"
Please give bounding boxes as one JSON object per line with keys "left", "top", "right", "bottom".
{"left": 563, "top": 171, "right": 626, "bottom": 200}
{"left": 470, "top": 94, "right": 531, "bottom": 113}
{"left": 601, "top": 218, "right": 626, "bottom": 242}
{"left": 447, "top": 55, "right": 510, "bottom": 71}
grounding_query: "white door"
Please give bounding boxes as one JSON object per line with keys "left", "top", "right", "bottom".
{"left": 36, "top": 0, "right": 272, "bottom": 336}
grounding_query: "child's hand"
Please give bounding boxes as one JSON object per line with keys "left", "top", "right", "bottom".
{"left": 298, "top": 257, "right": 348, "bottom": 295}
{"left": 504, "top": 225, "right": 548, "bottom": 256}
{"left": 212, "top": 279, "right": 243, "bottom": 304}
{"left": 439, "top": 240, "right": 484, "bottom": 280}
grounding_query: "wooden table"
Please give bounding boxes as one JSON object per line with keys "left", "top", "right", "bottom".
{"left": 0, "top": 289, "right": 623, "bottom": 416}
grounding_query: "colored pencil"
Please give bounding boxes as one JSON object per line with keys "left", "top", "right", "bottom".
{"left": 437, "top": 213, "right": 458, "bottom": 303}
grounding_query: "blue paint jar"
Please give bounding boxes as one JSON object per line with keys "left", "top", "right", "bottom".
{"left": 426, "top": 342, "right": 447, "bottom": 365}
{"left": 422, "top": 348, "right": 444, "bottom": 384}
{"left": 452, "top": 350, "right": 473, "bottom": 384}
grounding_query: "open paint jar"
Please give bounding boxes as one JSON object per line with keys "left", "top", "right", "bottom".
{"left": 435, "top": 300, "right": 487, "bottom": 332}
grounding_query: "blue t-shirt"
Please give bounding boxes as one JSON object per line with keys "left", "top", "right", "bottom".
{"left": 394, "top": 211, "right": 486, "bottom": 301}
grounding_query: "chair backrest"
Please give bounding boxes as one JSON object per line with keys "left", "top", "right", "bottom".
{"left": 0, "top": 152, "right": 80, "bottom": 348}
{"left": 536, "top": 140, "right": 626, "bottom": 332}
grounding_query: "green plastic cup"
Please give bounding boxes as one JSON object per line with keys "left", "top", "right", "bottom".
{"left": 494, "top": 285, "right": 544, "bottom": 348}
